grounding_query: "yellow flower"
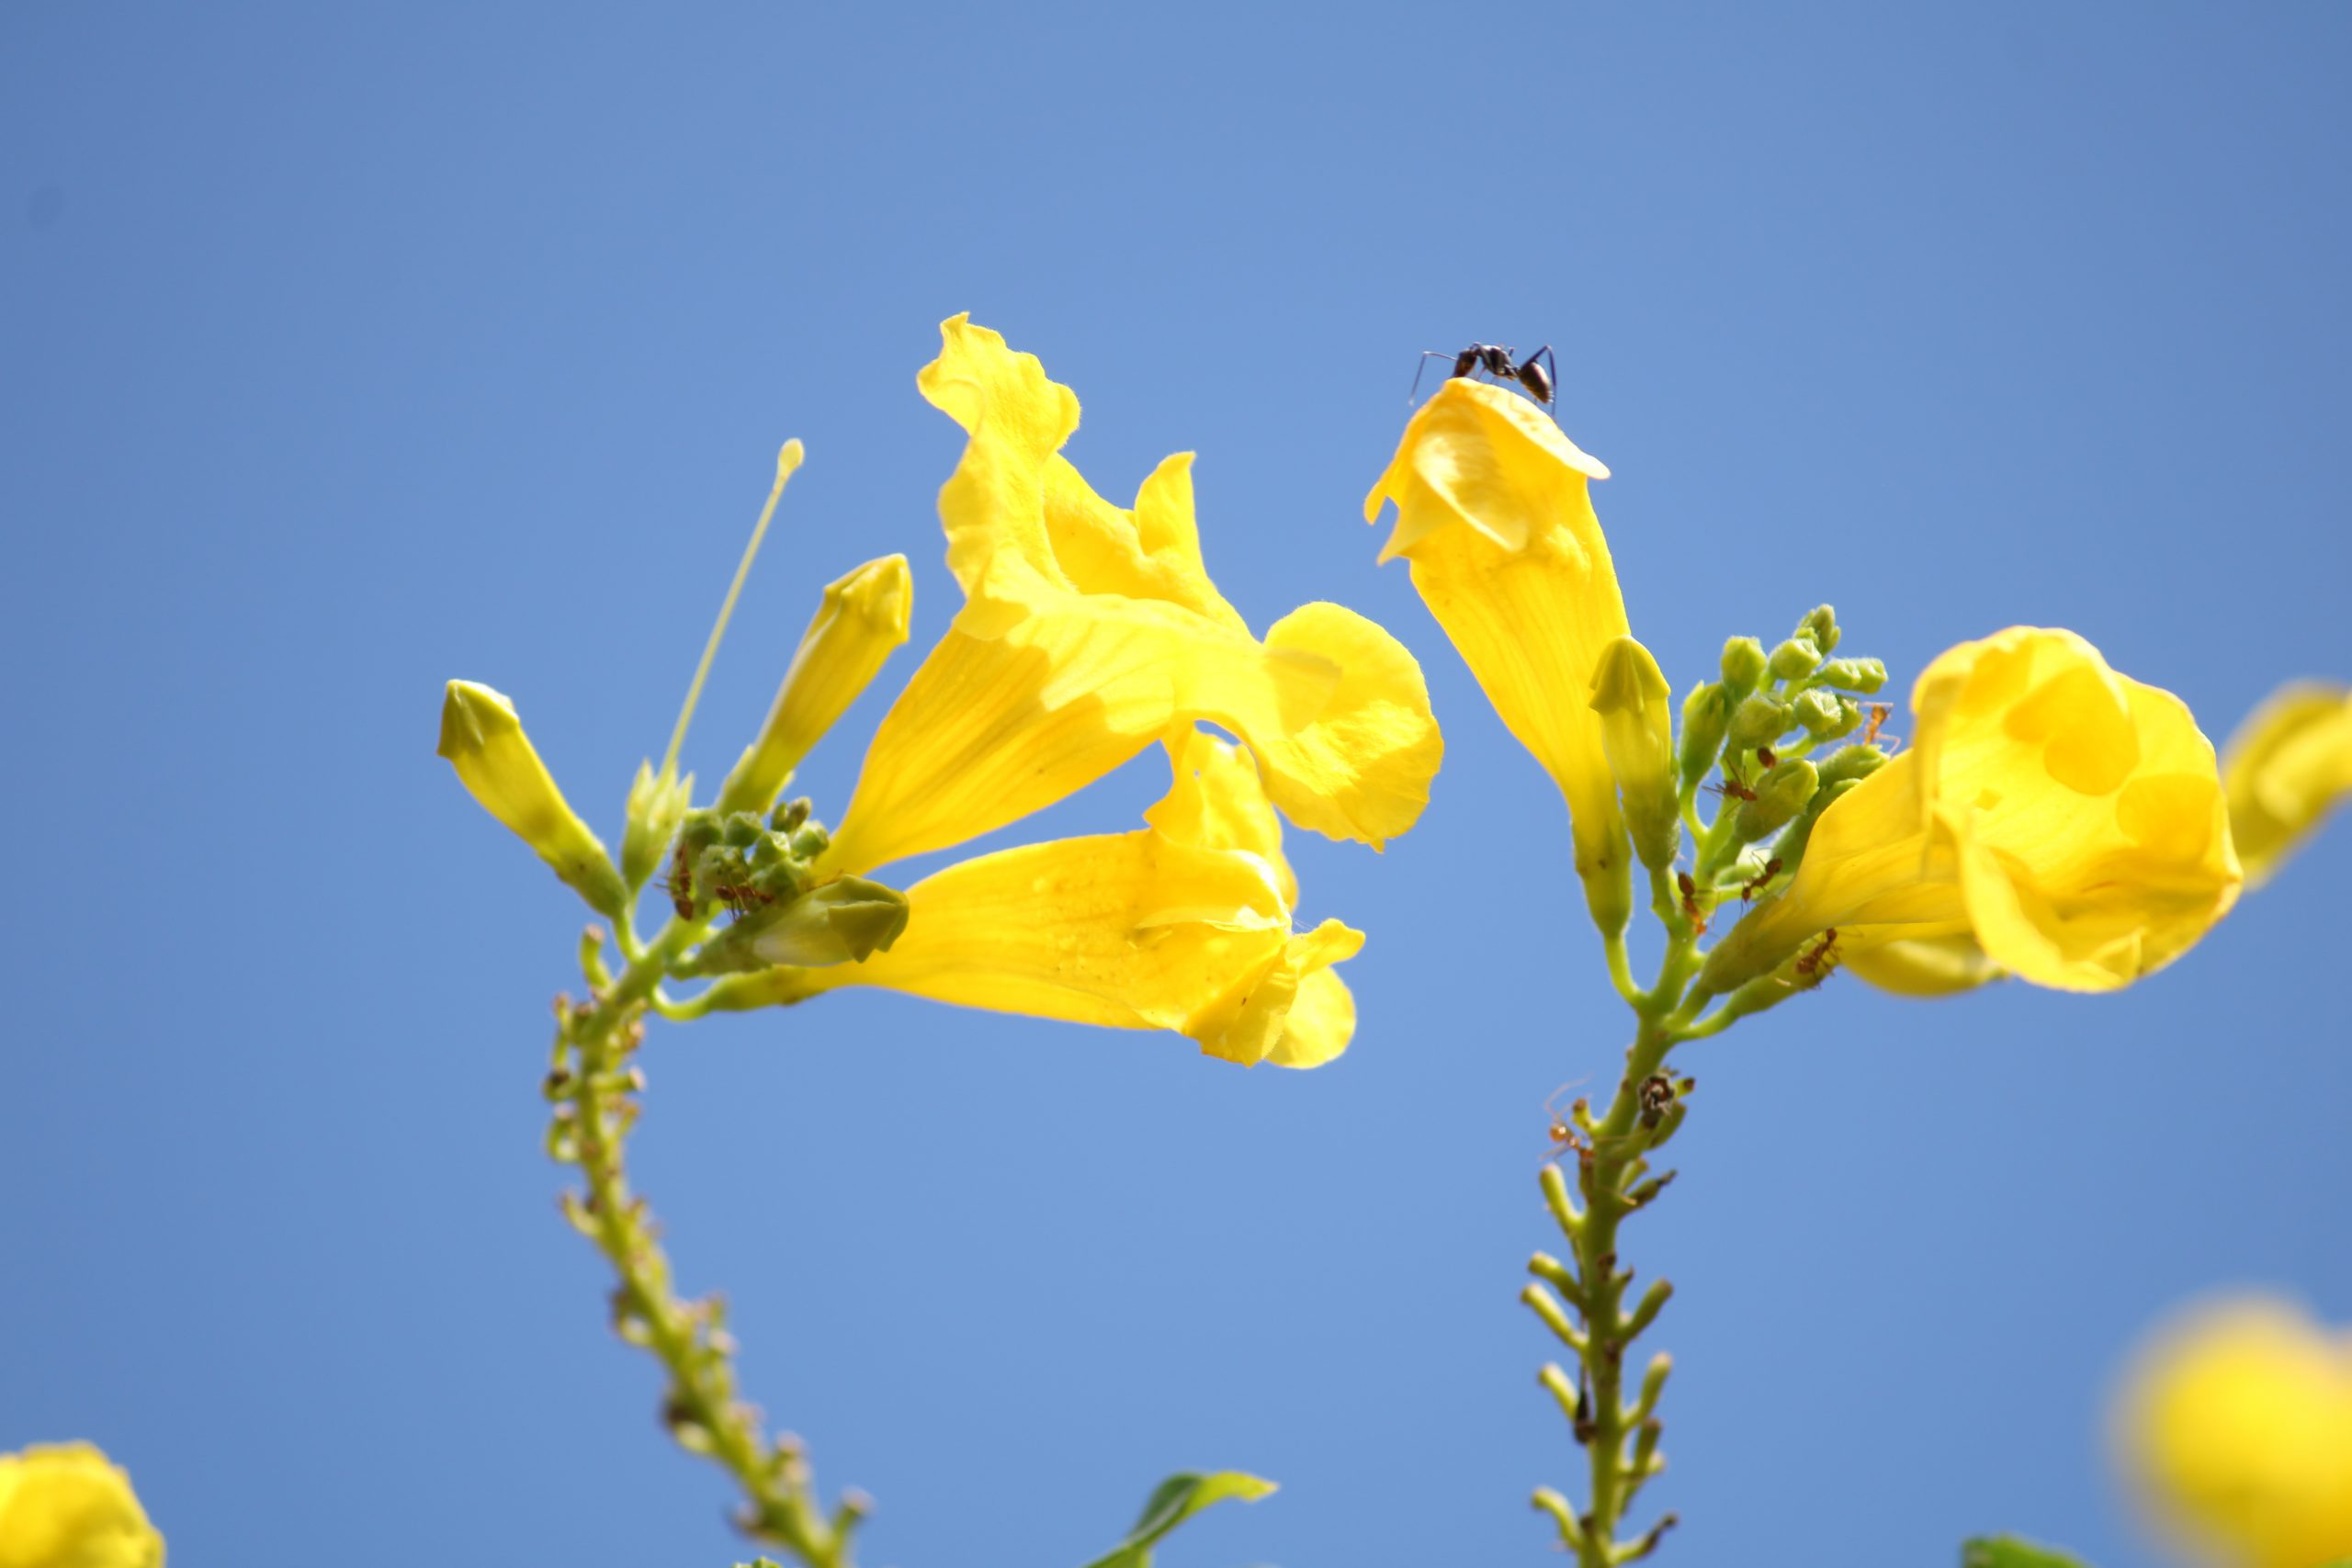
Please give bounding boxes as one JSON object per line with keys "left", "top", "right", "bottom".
{"left": 817, "top": 315, "right": 1442, "bottom": 877}
{"left": 2114, "top": 1296, "right": 2352, "bottom": 1568}
{"left": 709, "top": 728, "right": 1361, "bottom": 1067}
{"left": 2222, "top": 681, "right": 2352, "bottom": 888}
{"left": 1363, "top": 378, "right": 1634, "bottom": 930}
{"left": 0, "top": 1443, "right": 164, "bottom": 1568}
{"left": 1702, "top": 627, "right": 2241, "bottom": 995}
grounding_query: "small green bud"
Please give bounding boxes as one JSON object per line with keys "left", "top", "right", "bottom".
{"left": 1677, "top": 681, "right": 1733, "bottom": 794}
{"left": 1589, "top": 637, "right": 1681, "bottom": 872}
{"left": 1799, "top": 604, "right": 1839, "bottom": 655}
{"left": 1726, "top": 693, "right": 1791, "bottom": 754}
{"left": 1791, "top": 688, "right": 1846, "bottom": 741}
{"left": 1734, "top": 758, "right": 1818, "bottom": 840}
{"left": 1720, "top": 637, "right": 1769, "bottom": 695}
{"left": 438, "top": 681, "right": 628, "bottom": 918}
{"left": 715, "top": 555, "right": 914, "bottom": 817}
{"left": 1815, "top": 656, "right": 1885, "bottom": 694}
{"left": 1815, "top": 743, "right": 1892, "bottom": 789}
{"left": 1766, "top": 635, "right": 1820, "bottom": 682}
{"left": 620, "top": 760, "right": 695, "bottom": 892}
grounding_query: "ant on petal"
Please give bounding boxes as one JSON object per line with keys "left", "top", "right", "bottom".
{"left": 1409, "top": 341, "right": 1560, "bottom": 414}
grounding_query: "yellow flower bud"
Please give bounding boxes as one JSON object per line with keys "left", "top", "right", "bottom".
{"left": 0, "top": 1442, "right": 164, "bottom": 1568}
{"left": 1589, "top": 636, "right": 1680, "bottom": 871}
{"left": 1701, "top": 627, "right": 2240, "bottom": 996}
{"left": 2113, "top": 1296, "right": 2352, "bottom": 1568}
{"left": 437, "top": 681, "right": 628, "bottom": 918}
{"left": 715, "top": 556, "right": 913, "bottom": 816}
{"left": 2221, "top": 680, "right": 2352, "bottom": 887}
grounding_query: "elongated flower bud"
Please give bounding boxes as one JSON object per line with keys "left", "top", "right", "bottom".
{"left": 1678, "top": 681, "right": 1733, "bottom": 794}
{"left": 438, "top": 681, "right": 628, "bottom": 917}
{"left": 1589, "top": 637, "right": 1681, "bottom": 871}
{"left": 620, "top": 760, "right": 694, "bottom": 892}
{"left": 716, "top": 556, "right": 913, "bottom": 816}
{"left": 750, "top": 875, "right": 911, "bottom": 967}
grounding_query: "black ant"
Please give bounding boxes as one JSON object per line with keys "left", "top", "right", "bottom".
{"left": 1410, "top": 342, "right": 1558, "bottom": 410}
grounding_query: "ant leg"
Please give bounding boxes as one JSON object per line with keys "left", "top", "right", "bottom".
{"left": 1408, "top": 350, "right": 1456, "bottom": 405}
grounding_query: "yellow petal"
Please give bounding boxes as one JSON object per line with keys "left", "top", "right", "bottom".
{"left": 0, "top": 1443, "right": 164, "bottom": 1568}
{"left": 1364, "top": 378, "right": 1631, "bottom": 925}
{"left": 715, "top": 554, "right": 913, "bottom": 816}
{"left": 2114, "top": 1296, "right": 2352, "bottom": 1568}
{"left": 1702, "top": 628, "right": 2240, "bottom": 996}
{"left": 2222, "top": 680, "right": 2352, "bottom": 886}
{"left": 791, "top": 733, "right": 1362, "bottom": 1066}
{"left": 820, "top": 319, "right": 1440, "bottom": 873}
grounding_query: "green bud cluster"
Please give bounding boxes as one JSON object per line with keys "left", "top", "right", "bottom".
{"left": 1665, "top": 604, "right": 1901, "bottom": 895}
{"left": 667, "top": 799, "right": 835, "bottom": 919}
{"left": 666, "top": 800, "right": 910, "bottom": 976}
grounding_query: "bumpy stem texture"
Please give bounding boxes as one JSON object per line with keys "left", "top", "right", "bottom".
{"left": 551, "top": 922, "right": 862, "bottom": 1568}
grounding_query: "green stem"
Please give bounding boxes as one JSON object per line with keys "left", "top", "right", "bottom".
{"left": 556, "top": 919, "right": 861, "bottom": 1567}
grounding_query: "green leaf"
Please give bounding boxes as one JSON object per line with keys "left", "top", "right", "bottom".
{"left": 1961, "top": 1537, "right": 2092, "bottom": 1568}
{"left": 1078, "top": 1470, "right": 1277, "bottom": 1568}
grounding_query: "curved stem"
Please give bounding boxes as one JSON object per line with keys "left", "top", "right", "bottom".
{"left": 554, "top": 919, "right": 861, "bottom": 1566}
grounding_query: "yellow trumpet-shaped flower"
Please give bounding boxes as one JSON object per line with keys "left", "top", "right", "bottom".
{"left": 0, "top": 1443, "right": 164, "bottom": 1568}
{"left": 1702, "top": 627, "right": 2241, "bottom": 996}
{"left": 714, "top": 729, "right": 1361, "bottom": 1067}
{"left": 2222, "top": 680, "right": 2352, "bottom": 888}
{"left": 1363, "top": 378, "right": 1634, "bottom": 931}
{"left": 817, "top": 316, "right": 1442, "bottom": 877}
{"left": 2114, "top": 1296, "right": 2352, "bottom": 1568}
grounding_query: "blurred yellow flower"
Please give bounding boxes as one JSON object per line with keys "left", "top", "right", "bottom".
{"left": 2115, "top": 1296, "right": 2352, "bottom": 1568}
{"left": 1363, "top": 378, "right": 1633, "bottom": 929}
{"left": 0, "top": 1443, "right": 163, "bottom": 1568}
{"left": 1702, "top": 626, "right": 2241, "bottom": 995}
{"left": 713, "top": 728, "right": 1361, "bottom": 1067}
{"left": 2222, "top": 681, "right": 2352, "bottom": 888}
{"left": 819, "top": 315, "right": 1442, "bottom": 877}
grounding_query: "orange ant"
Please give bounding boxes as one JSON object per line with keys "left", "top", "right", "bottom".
{"left": 1705, "top": 778, "right": 1758, "bottom": 804}
{"left": 1792, "top": 928, "right": 1841, "bottom": 987}
{"left": 1862, "top": 703, "right": 1895, "bottom": 749}
{"left": 665, "top": 843, "right": 696, "bottom": 919}
{"left": 1676, "top": 871, "right": 1709, "bottom": 937}
{"left": 1756, "top": 746, "right": 1778, "bottom": 769}
{"left": 707, "top": 880, "right": 775, "bottom": 920}
{"left": 1544, "top": 1081, "right": 1592, "bottom": 1167}
{"left": 1740, "top": 857, "right": 1782, "bottom": 902}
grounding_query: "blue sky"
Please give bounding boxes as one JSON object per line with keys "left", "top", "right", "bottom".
{"left": 4, "top": 5, "right": 2348, "bottom": 1565}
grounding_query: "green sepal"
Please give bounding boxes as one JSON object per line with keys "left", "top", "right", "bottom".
{"left": 1816, "top": 656, "right": 1887, "bottom": 694}
{"left": 1719, "top": 636, "right": 1769, "bottom": 694}
{"left": 1734, "top": 758, "right": 1817, "bottom": 840}
{"left": 436, "top": 680, "right": 628, "bottom": 919}
{"left": 684, "top": 875, "right": 910, "bottom": 975}
{"left": 1815, "top": 744, "right": 1891, "bottom": 789}
{"left": 1766, "top": 635, "right": 1821, "bottom": 682}
{"left": 1959, "top": 1537, "right": 2091, "bottom": 1568}
{"left": 1790, "top": 689, "right": 1846, "bottom": 740}
{"left": 1077, "top": 1471, "right": 1277, "bottom": 1568}
{"left": 1677, "top": 681, "right": 1733, "bottom": 795}
{"left": 621, "top": 760, "right": 694, "bottom": 893}
{"left": 1726, "top": 693, "right": 1791, "bottom": 755}
{"left": 1589, "top": 636, "right": 1682, "bottom": 871}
